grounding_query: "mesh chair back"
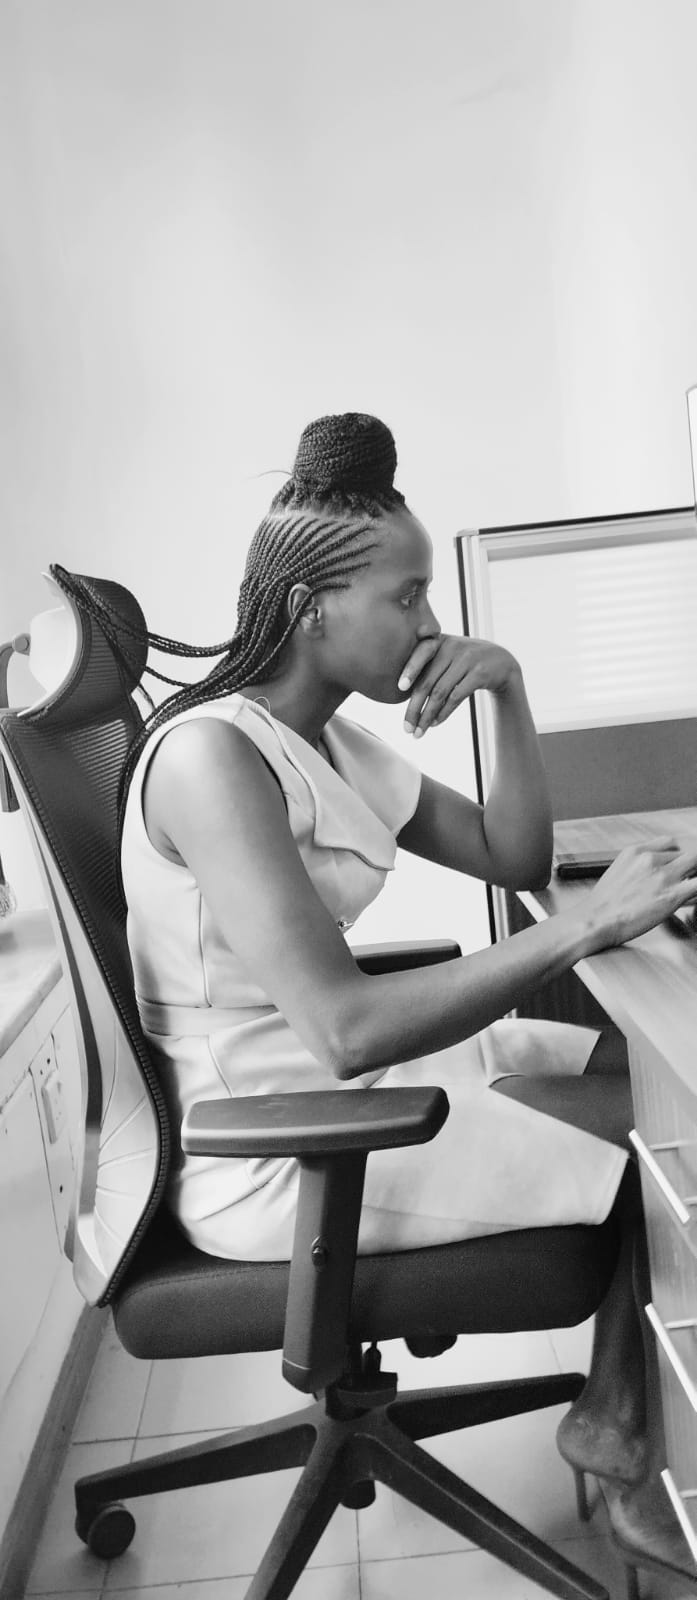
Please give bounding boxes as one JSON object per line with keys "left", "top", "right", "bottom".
{"left": 0, "top": 570, "right": 170, "bottom": 1305}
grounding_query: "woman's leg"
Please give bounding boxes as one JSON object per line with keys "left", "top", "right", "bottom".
{"left": 491, "top": 1025, "right": 634, "bottom": 1149}
{"left": 599, "top": 1211, "right": 694, "bottom": 1567}
{"left": 493, "top": 1037, "right": 646, "bottom": 1482}
{"left": 556, "top": 1164, "right": 649, "bottom": 1484}
{"left": 492, "top": 1029, "right": 695, "bottom": 1571}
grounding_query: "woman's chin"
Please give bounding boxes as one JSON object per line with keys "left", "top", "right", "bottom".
{"left": 364, "top": 685, "right": 408, "bottom": 706}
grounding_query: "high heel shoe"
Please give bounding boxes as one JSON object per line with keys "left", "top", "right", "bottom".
{"left": 572, "top": 1466, "right": 592, "bottom": 1524}
{"left": 556, "top": 1410, "right": 648, "bottom": 1492}
{"left": 597, "top": 1478, "right": 697, "bottom": 1599}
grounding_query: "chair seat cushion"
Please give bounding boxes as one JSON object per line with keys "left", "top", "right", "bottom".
{"left": 113, "top": 1209, "right": 618, "bottom": 1360}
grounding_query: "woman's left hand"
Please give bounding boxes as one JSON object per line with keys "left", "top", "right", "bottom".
{"left": 398, "top": 634, "right": 520, "bottom": 737}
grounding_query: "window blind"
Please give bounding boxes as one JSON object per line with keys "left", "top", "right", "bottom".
{"left": 487, "top": 534, "right": 697, "bottom": 731}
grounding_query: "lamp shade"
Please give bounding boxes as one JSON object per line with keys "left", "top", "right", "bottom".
{"left": 688, "top": 385, "right": 697, "bottom": 508}
{"left": 27, "top": 603, "right": 78, "bottom": 696}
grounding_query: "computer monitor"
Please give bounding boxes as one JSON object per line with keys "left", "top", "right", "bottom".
{"left": 688, "top": 385, "right": 697, "bottom": 507}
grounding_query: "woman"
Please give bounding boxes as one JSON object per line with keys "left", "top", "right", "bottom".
{"left": 115, "top": 412, "right": 696, "bottom": 1578}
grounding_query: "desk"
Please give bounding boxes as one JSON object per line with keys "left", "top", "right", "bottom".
{"left": 519, "top": 807, "right": 697, "bottom": 1562}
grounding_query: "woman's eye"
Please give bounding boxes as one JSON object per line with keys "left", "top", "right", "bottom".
{"left": 401, "top": 584, "right": 431, "bottom": 609}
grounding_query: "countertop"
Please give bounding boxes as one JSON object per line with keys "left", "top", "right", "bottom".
{"left": 0, "top": 910, "right": 62, "bottom": 1058}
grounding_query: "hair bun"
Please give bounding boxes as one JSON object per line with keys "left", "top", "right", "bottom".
{"left": 291, "top": 413, "right": 398, "bottom": 497}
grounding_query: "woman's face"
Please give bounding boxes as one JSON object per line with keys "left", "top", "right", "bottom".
{"left": 317, "top": 507, "right": 441, "bottom": 703}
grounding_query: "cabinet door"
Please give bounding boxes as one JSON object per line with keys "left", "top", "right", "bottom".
{"left": 0, "top": 1075, "right": 60, "bottom": 1408}
{"left": 30, "top": 1010, "right": 79, "bottom": 1246}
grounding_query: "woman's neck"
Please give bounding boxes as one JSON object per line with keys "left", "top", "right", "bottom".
{"left": 238, "top": 672, "right": 346, "bottom": 750}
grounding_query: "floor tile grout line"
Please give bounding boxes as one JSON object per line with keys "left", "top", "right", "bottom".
{"left": 26, "top": 1530, "right": 612, "bottom": 1596}
{"left": 133, "top": 1349, "right": 156, "bottom": 1443}
{"left": 542, "top": 1328, "right": 564, "bottom": 1378}
{"left": 99, "top": 1552, "right": 364, "bottom": 1595}
{"left": 73, "top": 1325, "right": 152, "bottom": 1600}
{"left": 355, "top": 1503, "right": 363, "bottom": 1600}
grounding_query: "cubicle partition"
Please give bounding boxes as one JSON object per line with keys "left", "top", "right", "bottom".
{"left": 456, "top": 506, "right": 697, "bottom": 1024}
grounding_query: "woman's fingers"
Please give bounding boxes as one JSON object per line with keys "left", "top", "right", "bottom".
{"left": 402, "top": 643, "right": 483, "bottom": 734}
{"left": 403, "top": 654, "right": 456, "bottom": 732}
{"left": 634, "top": 835, "right": 678, "bottom": 852}
{"left": 610, "top": 839, "right": 679, "bottom": 870}
{"left": 397, "top": 637, "right": 443, "bottom": 694}
{"left": 670, "top": 845, "right": 697, "bottom": 884}
{"left": 405, "top": 662, "right": 474, "bottom": 734}
{"left": 430, "top": 673, "right": 479, "bottom": 726}
{"left": 399, "top": 635, "right": 521, "bottom": 737}
{"left": 632, "top": 840, "right": 697, "bottom": 879}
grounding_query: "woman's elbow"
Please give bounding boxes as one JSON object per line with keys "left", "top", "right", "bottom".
{"left": 523, "top": 866, "right": 553, "bottom": 893}
{"left": 497, "top": 846, "right": 553, "bottom": 893}
{"left": 324, "top": 1030, "right": 378, "bottom": 1083}
{"left": 514, "top": 864, "right": 553, "bottom": 893}
{"left": 322, "top": 989, "right": 384, "bottom": 1081}
{"left": 521, "top": 849, "right": 554, "bottom": 891}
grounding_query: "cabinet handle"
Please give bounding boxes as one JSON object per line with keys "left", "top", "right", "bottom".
{"left": 661, "top": 1469, "right": 697, "bottom": 1564}
{"left": 645, "top": 1302, "right": 697, "bottom": 1413}
{"left": 628, "top": 1129, "right": 692, "bottom": 1224}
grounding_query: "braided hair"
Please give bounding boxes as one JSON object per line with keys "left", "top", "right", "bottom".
{"left": 53, "top": 412, "right": 408, "bottom": 833}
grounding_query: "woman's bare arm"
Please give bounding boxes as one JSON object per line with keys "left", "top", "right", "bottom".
{"left": 144, "top": 718, "right": 697, "bottom": 1081}
{"left": 397, "top": 640, "right": 552, "bottom": 888}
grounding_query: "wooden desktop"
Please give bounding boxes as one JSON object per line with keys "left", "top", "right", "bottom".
{"left": 518, "top": 806, "right": 697, "bottom": 1564}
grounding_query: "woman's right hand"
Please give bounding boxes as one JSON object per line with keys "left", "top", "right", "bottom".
{"left": 581, "top": 839, "right": 697, "bottom": 951}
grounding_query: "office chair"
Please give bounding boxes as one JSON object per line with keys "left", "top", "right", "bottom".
{"left": 0, "top": 567, "right": 621, "bottom": 1600}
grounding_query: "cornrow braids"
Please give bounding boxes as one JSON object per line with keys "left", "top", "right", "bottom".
{"left": 112, "top": 501, "right": 383, "bottom": 831}
{"left": 51, "top": 564, "right": 236, "bottom": 696}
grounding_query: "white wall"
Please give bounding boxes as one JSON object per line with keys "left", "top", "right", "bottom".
{"left": 2, "top": 0, "right": 697, "bottom": 946}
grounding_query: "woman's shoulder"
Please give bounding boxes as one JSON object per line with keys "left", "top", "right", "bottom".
{"left": 131, "top": 701, "right": 288, "bottom": 863}
{"left": 128, "top": 696, "right": 280, "bottom": 819}
{"left": 147, "top": 697, "right": 281, "bottom": 785}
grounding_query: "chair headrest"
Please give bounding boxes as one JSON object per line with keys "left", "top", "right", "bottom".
{"left": 26, "top": 566, "right": 149, "bottom": 725}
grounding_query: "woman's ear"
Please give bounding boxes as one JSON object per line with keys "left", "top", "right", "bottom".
{"left": 287, "top": 583, "right": 323, "bottom": 632}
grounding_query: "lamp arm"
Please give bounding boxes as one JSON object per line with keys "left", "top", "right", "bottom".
{"left": 0, "top": 634, "right": 30, "bottom": 813}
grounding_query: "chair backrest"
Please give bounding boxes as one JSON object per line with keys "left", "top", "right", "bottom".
{"left": 0, "top": 570, "right": 169, "bottom": 1306}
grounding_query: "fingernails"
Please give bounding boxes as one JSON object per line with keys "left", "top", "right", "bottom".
{"left": 404, "top": 721, "right": 414, "bottom": 736}
{"left": 413, "top": 728, "right": 423, "bottom": 739}
{"left": 397, "top": 674, "right": 411, "bottom": 691}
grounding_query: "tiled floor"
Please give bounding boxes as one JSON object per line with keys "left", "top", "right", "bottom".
{"left": 24, "top": 1317, "right": 696, "bottom": 1599}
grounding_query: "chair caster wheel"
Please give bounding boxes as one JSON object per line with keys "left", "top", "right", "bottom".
{"left": 75, "top": 1502, "right": 136, "bottom": 1558}
{"left": 342, "top": 1480, "right": 376, "bottom": 1509}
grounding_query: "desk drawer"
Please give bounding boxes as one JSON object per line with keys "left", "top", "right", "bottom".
{"left": 629, "top": 1039, "right": 697, "bottom": 1269}
{"left": 646, "top": 1314, "right": 697, "bottom": 1563}
{"left": 629, "top": 1037, "right": 697, "bottom": 1563}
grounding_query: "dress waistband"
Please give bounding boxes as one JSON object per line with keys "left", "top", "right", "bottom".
{"left": 137, "top": 998, "right": 276, "bottom": 1036}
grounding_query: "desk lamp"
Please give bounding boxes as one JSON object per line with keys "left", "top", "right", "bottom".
{"left": 688, "top": 384, "right": 697, "bottom": 506}
{"left": 0, "top": 594, "right": 78, "bottom": 913}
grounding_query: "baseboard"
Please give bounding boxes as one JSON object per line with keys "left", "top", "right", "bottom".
{"left": 0, "top": 1303, "right": 109, "bottom": 1600}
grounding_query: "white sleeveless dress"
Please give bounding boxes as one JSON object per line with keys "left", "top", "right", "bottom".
{"left": 121, "top": 693, "right": 626, "bottom": 1260}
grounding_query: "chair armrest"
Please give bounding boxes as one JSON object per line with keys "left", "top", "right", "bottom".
{"left": 182, "top": 1085, "right": 450, "bottom": 1396}
{"left": 181, "top": 1086, "right": 449, "bottom": 1158}
{"left": 353, "top": 938, "right": 461, "bottom": 974}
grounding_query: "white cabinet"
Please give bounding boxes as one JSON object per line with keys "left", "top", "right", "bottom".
{"left": 0, "top": 913, "right": 85, "bottom": 1544}
{"left": 0, "top": 1073, "right": 60, "bottom": 1401}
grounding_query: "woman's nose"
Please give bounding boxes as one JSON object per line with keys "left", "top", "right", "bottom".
{"left": 418, "top": 600, "right": 441, "bottom": 637}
